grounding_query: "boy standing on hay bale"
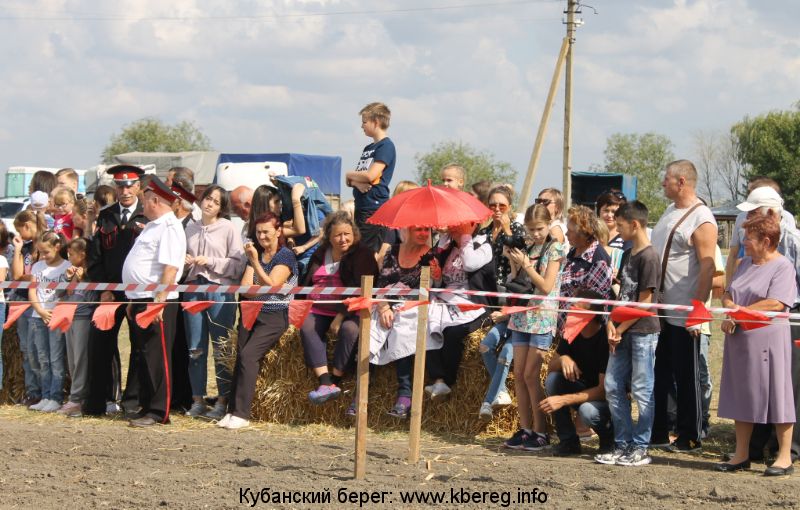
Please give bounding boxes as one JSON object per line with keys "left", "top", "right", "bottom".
{"left": 540, "top": 289, "right": 613, "bottom": 457}
{"left": 345, "top": 102, "right": 395, "bottom": 253}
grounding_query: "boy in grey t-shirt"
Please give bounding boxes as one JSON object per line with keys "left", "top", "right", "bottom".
{"left": 596, "top": 201, "right": 661, "bottom": 467}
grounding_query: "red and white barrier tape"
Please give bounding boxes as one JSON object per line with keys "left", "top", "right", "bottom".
{"left": 4, "top": 280, "right": 799, "bottom": 322}
{"left": 0, "top": 281, "right": 415, "bottom": 297}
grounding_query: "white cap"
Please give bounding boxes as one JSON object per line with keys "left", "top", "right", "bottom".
{"left": 30, "top": 191, "right": 49, "bottom": 210}
{"left": 736, "top": 186, "right": 783, "bottom": 212}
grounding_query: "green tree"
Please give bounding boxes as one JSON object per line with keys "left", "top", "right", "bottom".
{"left": 601, "top": 132, "right": 675, "bottom": 219}
{"left": 414, "top": 140, "right": 516, "bottom": 192}
{"left": 101, "top": 117, "right": 212, "bottom": 162}
{"left": 731, "top": 103, "right": 800, "bottom": 213}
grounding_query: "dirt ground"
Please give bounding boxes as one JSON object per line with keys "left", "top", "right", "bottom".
{"left": 1, "top": 406, "right": 798, "bottom": 510}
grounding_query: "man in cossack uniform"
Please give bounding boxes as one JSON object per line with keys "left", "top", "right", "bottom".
{"left": 124, "top": 176, "right": 186, "bottom": 427}
{"left": 83, "top": 165, "right": 148, "bottom": 416}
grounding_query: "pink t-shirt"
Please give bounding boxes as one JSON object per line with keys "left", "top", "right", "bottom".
{"left": 309, "top": 249, "right": 344, "bottom": 316}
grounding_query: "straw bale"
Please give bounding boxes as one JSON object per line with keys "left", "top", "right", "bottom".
{"left": 1, "top": 325, "right": 25, "bottom": 404}
{"left": 225, "top": 324, "right": 557, "bottom": 437}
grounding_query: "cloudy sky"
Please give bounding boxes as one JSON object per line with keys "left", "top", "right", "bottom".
{"left": 0, "top": 0, "right": 798, "bottom": 199}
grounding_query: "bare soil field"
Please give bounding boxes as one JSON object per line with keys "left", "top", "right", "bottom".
{"left": 1, "top": 406, "right": 798, "bottom": 510}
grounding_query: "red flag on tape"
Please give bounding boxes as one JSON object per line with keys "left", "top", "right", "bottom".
{"left": 727, "top": 307, "right": 770, "bottom": 331}
{"left": 136, "top": 303, "right": 167, "bottom": 329}
{"left": 399, "top": 300, "right": 429, "bottom": 312}
{"left": 92, "top": 303, "right": 123, "bottom": 331}
{"left": 455, "top": 303, "right": 484, "bottom": 312}
{"left": 49, "top": 303, "right": 78, "bottom": 333}
{"left": 686, "top": 299, "right": 713, "bottom": 328}
{"left": 182, "top": 301, "right": 214, "bottom": 315}
{"left": 610, "top": 306, "right": 656, "bottom": 323}
{"left": 563, "top": 309, "right": 595, "bottom": 344}
{"left": 795, "top": 339, "right": 800, "bottom": 348}
{"left": 501, "top": 305, "right": 538, "bottom": 316}
{"left": 240, "top": 301, "right": 262, "bottom": 330}
{"left": 289, "top": 300, "right": 314, "bottom": 329}
{"left": 3, "top": 303, "right": 30, "bottom": 330}
{"left": 343, "top": 296, "right": 373, "bottom": 312}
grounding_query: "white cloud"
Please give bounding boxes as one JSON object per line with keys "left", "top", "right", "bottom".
{"left": 0, "top": 0, "right": 798, "bottom": 198}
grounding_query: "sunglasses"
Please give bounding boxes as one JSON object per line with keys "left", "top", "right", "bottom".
{"left": 488, "top": 202, "right": 509, "bottom": 211}
{"left": 603, "top": 190, "right": 626, "bottom": 200}
{"left": 534, "top": 198, "right": 552, "bottom": 206}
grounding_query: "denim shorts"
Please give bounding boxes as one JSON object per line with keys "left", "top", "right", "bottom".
{"left": 510, "top": 330, "right": 553, "bottom": 350}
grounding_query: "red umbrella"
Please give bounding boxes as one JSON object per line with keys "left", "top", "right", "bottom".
{"left": 366, "top": 181, "right": 492, "bottom": 229}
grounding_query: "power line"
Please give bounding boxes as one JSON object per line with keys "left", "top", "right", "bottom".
{"left": 0, "top": 0, "right": 563, "bottom": 22}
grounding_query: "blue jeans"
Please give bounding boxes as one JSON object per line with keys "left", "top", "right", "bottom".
{"left": 545, "top": 371, "right": 613, "bottom": 444}
{"left": 17, "top": 312, "right": 41, "bottom": 399}
{"left": 605, "top": 332, "right": 658, "bottom": 448}
{"left": 29, "top": 317, "right": 66, "bottom": 402}
{"left": 698, "top": 333, "right": 712, "bottom": 431}
{"left": 480, "top": 323, "right": 513, "bottom": 404}
{"left": 184, "top": 286, "right": 237, "bottom": 399}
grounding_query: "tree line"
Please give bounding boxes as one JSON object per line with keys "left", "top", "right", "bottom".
{"left": 103, "top": 102, "right": 800, "bottom": 217}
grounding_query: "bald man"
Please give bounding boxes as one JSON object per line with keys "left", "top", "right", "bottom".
{"left": 230, "top": 185, "right": 253, "bottom": 220}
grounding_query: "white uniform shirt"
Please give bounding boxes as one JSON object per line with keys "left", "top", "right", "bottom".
{"left": 122, "top": 211, "right": 186, "bottom": 300}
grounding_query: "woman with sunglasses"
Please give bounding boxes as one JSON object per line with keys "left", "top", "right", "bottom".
{"left": 536, "top": 188, "right": 567, "bottom": 247}
{"left": 479, "top": 185, "right": 526, "bottom": 288}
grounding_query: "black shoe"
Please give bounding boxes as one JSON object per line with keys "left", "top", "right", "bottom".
{"left": 764, "top": 464, "right": 794, "bottom": 477}
{"left": 714, "top": 460, "right": 751, "bottom": 472}
{"left": 129, "top": 416, "right": 157, "bottom": 428}
{"left": 553, "top": 440, "right": 582, "bottom": 457}
{"left": 667, "top": 438, "right": 702, "bottom": 453}
{"left": 22, "top": 396, "right": 41, "bottom": 407}
{"left": 128, "top": 415, "right": 169, "bottom": 427}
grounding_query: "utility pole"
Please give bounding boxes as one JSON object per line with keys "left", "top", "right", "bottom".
{"left": 562, "top": 0, "right": 581, "bottom": 208}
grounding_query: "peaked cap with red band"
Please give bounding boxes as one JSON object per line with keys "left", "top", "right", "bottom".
{"left": 106, "top": 164, "right": 144, "bottom": 186}
{"left": 145, "top": 175, "right": 180, "bottom": 203}
{"left": 170, "top": 181, "right": 197, "bottom": 204}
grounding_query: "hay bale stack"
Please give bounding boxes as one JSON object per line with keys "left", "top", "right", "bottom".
{"left": 0, "top": 325, "right": 25, "bottom": 404}
{"left": 244, "top": 325, "right": 556, "bottom": 437}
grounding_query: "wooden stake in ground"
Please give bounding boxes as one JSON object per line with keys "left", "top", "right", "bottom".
{"left": 408, "top": 266, "right": 431, "bottom": 464}
{"left": 517, "top": 37, "right": 570, "bottom": 213}
{"left": 354, "top": 275, "right": 374, "bottom": 480}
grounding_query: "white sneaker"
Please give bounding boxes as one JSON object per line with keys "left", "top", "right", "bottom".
{"left": 29, "top": 399, "right": 49, "bottom": 411}
{"left": 426, "top": 381, "right": 451, "bottom": 402}
{"left": 492, "top": 390, "right": 512, "bottom": 407}
{"left": 41, "top": 400, "right": 62, "bottom": 413}
{"left": 216, "top": 413, "right": 232, "bottom": 428}
{"left": 224, "top": 416, "right": 250, "bottom": 430}
{"left": 105, "top": 402, "right": 122, "bottom": 415}
{"left": 478, "top": 402, "right": 493, "bottom": 421}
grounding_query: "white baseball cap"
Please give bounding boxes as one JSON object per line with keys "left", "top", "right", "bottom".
{"left": 736, "top": 186, "right": 783, "bottom": 212}
{"left": 30, "top": 191, "right": 49, "bottom": 210}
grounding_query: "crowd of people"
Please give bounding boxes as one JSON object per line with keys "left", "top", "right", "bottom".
{"left": 0, "top": 103, "right": 797, "bottom": 477}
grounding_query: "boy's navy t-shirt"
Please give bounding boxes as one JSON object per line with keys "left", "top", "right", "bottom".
{"left": 353, "top": 137, "right": 396, "bottom": 213}
{"left": 556, "top": 327, "right": 609, "bottom": 388}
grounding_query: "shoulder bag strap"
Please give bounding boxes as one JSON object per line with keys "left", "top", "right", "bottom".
{"left": 659, "top": 202, "right": 703, "bottom": 293}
